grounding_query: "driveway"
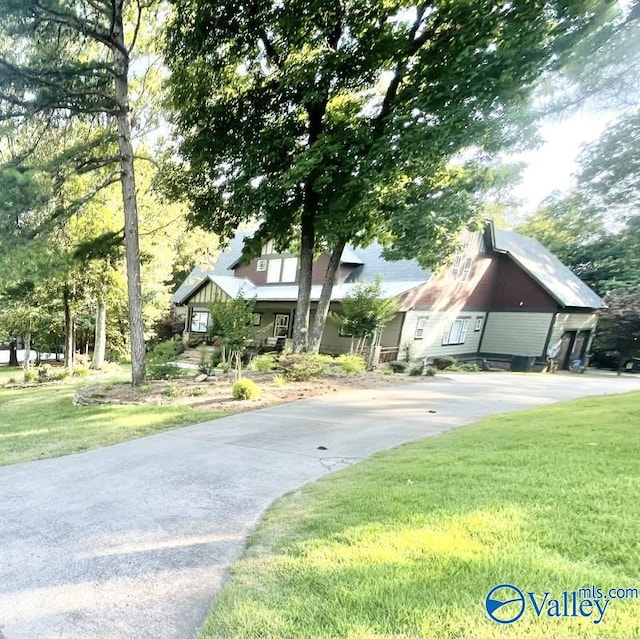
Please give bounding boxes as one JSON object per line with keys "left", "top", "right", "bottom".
{"left": 0, "top": 373, "right": 637, "bottom": 639}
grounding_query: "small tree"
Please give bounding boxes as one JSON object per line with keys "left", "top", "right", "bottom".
{"left": 594, "top": 287, "right": 640, "bottom": 374}
{"left": 333, "top": 280, "right": 397, "bottom": 358}
{"left": 208, "top": 296, "right": 256, "bottom": 379}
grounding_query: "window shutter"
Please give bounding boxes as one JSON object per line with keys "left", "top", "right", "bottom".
{"left": 460, "top": 319, "right": 470, "bottom": 343}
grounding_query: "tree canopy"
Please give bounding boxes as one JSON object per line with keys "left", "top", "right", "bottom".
{"left": 165, "top": 0, "right": 617, "bottom": 351}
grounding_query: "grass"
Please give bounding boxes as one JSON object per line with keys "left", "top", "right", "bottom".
{"left": 0, "top": 365, "right": 222, "bottom": 466}
{"left": 200, "top": 392, "right": 640, "bottom": 639}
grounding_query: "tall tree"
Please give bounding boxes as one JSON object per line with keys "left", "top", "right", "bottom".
{"left": 0, "top": 0, "right": 158, "bottom": 386}
{"left": 165, "top": 0, "right": 615, "bottom": 352}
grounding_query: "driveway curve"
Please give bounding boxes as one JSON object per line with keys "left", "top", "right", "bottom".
{"left": 0, "top": 373, "right": 638, "bottom": 639}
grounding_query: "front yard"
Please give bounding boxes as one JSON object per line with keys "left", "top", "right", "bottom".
{"left": 200, "top": 392, "right": 640, "bottom": 639}
{"left": 0, "top": 366, "right": 224, "bottom": 466}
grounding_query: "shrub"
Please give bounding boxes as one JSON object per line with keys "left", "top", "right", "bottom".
{"left": 73, "top": 365, "right": 91, "bottom": 377}
{"left": 232, "top": 378, "right": 261, "bottom": 400}
{"left": 147, "top": 339, "right": 184, "bottom": 380}
{"left": 23, "top": 369, "right": 38, "bottom": 383}
{"left": 388, "top": 361, "right": 407, "bottom": 374}
{"left": 37, "top": 364, "right": 69, "bottom": 382}
{"left": 163, "top": 383, "right": 182, "bottom": 398}
{"left": 432, "top": 356, "right": 456, "bottom": 371}
{"left": 455, "top": 362, "right": 481, "bottom": 372}
{"left": 249, "top": 353, "right": 276, "bottom": 373}
{"left": 273, "top": 374, "right": 287, "bottom": 387}
{"left": 408, "top": 365, "right": 423, "bottom": 376}
{"left": 336, "top": 354, "right": 366, "bottom": 375}
{"left": 425, "top": 366, "right": 437, "bottom": 377}
{"left": 278, "top": 353, "right": 327, "bottom": 381}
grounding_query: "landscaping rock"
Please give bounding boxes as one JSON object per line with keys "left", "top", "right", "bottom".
{"left": 194, "top": 373, "right": 208, "bottom": 383}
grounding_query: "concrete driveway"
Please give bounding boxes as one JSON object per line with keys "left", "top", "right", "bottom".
{"left": 0, "top": 373, "right": 637, "bottom": 639}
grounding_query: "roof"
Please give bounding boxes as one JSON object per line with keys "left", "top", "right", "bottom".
{"left": 491, "top": 227, "right": 604, "bottom": 309}
{"left": 173, "top": 275, "right": 256, "bottom": 305}
{"left": 175, "top": 275, "right": 423, "bottom": 305}
{"left": 344, "top": 242, "right": 432, "bottom": 282}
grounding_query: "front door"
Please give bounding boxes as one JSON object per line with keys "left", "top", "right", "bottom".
{"left": 274, "top": 314, "right": 290, "bottom": 338}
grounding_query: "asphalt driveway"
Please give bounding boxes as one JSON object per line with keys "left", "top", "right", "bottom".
{"left": 0, "top": 373, "right": 638, "bottom": 639}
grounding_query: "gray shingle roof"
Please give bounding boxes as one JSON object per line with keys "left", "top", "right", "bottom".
{"left": 492, "top": 228, "right": 604, "bottom": 309}
{"left": 344, "top": 242, "right": 431, "bottom": 282}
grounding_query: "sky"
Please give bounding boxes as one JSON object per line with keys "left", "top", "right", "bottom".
{"left": 508, "top": 110, "right": 618, "bottom": 218}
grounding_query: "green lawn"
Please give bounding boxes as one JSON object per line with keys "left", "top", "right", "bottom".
{"left": 201, "top": 392, "right": 640, "bottom": 639}
{"left": 0, "top": 367, "right": 223, "bottom": 466}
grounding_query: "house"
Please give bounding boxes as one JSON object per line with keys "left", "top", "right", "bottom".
{"left": 172, "top": 221, "right": 604, "bottom": 370}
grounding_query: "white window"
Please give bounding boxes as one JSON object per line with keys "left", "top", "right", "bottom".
{"left": 450, "top": 254, "right": 461, "bottom": 280}
{"left": 266, "top": 257, "right": 298, "bottom": 283}
{"left": 281, "top": 257, "right": 298, "bottom": 282}
{"left": 274, "top": 314, "right": 290, "bottom": 338}
{"left": 256, "top": 259, "right": 267, "bottom": 272}
{"left": 442, "top": 318, "right": 470, "bottom": 345}
{"left": 474, "top": 317, "right": 483, "bottom": 332}
{"left": 266, "top": 258, "right": 282, "bottom": 283}
{"left": 414, "top": 317, "right": 428, "bottom": 339}
{"left": 461, "top": 257, "right": 473, "bottom": 281}
{"left": 191, "top": 311, "right": 209, "bottom": 333}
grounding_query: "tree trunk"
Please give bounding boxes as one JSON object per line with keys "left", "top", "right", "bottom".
{"left": 91, "top": 299, "right": 107, "bottom": 369}
{"left": 113, "top": 3, "right": 146, "bottom": 387}
{"left": 292, "top": 207, "right": 316, "bottom": 352}
{"left": 9, "top": 340, "right": 17, "bottom": 367}
{"left": 63, "top": 288, "right": 74, "bottom": 373}
{"left": 22, "top": 331, "right": 31, "bottom": 373}
{"left": 308, "top": 239, "right": 346, "bottom": 353}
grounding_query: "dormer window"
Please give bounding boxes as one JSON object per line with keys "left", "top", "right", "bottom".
{"left": 266, "top": 257, "right": 298, "bottom": 283}
{"left": 461, "top": 257, "right": 473, "bottom": 281}
{"left": 450, "top": 254, "right": 473, "bottom": 282}
{"left": 450, "top": 254, "right": 461, "bottom": 280}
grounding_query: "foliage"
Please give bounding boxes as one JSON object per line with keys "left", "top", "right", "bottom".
{"left": 334, "top": 279, "right": 397, "bottom": 355}
{"left": 208, "top": 296, "right": 256, "bottom": 367}
{"left": 278, "top": 354, "right": 327, "bottom": 382}
{"left": 408, "top": 365, "right": 423, "bottom": 376}
{"left": 453, "top": 362, "right": 482, "bottom": 372}
{"left": 593, "top": 287, "right": 640, "bottom": 370}
{"left": 515, "top": 194, "right": 605, "bottom": 266}
{"left": 249, "top": 354, "right": 277, "bottom": 373}
{"left": 425, "top": 366, "right": 437, "bottom": 377}
{"left": 431, "top": 356, "right": 456, "bottom": 371}
{"left": 273, "top": 375, "right": 287, "bottom": 388}
{"left": 0, "top": 0, "right": 165, "bottom": 387}
{"left": 336, "top": 354, "right": 366, "bottom": 375}
{"left": 232, "top": 378, "right": 261, "bottom": 401}
{"left": 23, "top": 369, "right": 38, "bottom": 383}
{"left": 387, "top": 361, "right": 407, "bottom": 374}
{"left": 163, "top": 384, "right": 182, "bottom": 398}
{"left": 401, "top": 342, "right": 414, "bottom": 363}
{"left": 147, "top": 339, "right": 184, "bottom": 380}
{"left": 37, "top": 365, "right": 69, "bottom": 383}
{"left": 165, "top": 0, "right": 612, "bottom": 349}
